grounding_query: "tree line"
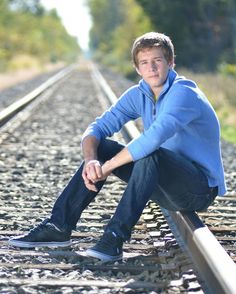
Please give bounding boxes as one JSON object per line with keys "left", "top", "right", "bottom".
{"left": 86, "top": 0, "right": 236, "bottom": 77}
{"left": 0, "top": 0, "right": 79, "bottom": 72}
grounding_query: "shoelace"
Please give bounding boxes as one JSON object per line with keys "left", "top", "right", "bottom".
{"left": 96, "top": 232, "right": 122, "bottom": 251}
{"left": 28, "top": 219, "right": 50, "bottom": 235}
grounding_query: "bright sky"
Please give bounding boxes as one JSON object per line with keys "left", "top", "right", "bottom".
{"left": 40, "top": 0, "right": 92, "bottom": 51}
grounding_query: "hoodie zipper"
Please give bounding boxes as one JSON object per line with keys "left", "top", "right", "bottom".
{"left": 153, "top": 104, "right": 156, "bottom": 118}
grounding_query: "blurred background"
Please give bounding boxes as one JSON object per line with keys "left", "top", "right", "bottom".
{"left": 0, "top": 0, "right": 236, "bottom": 143}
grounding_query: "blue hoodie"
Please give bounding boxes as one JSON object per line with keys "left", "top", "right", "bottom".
{"left": 83, "top": 69, "right": 226, "bottom": 195}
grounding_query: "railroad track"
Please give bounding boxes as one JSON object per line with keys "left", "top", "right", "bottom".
{"left": 0, "top": 60, "right": 235, "bottom": 293}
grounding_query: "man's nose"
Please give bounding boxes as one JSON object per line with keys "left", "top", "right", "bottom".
{"left": 150, "top": 62, "right": 157, "bottom": 71}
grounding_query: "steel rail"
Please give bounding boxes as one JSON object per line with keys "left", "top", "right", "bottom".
{"left": 90, "top": 62, "right": 236, "bottom": 294}
{"left": 0, "top": 65, "right": 75, "bottom": 127}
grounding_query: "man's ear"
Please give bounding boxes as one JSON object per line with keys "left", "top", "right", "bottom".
{"left": 135, "top": 66, "right": 141, "bottom": 76}
{"left": 169, "top": 59, "right": 174, "bottom": 69}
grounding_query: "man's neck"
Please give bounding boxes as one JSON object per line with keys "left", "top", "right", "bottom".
{"left": 152, "top": 87, "right": 163, "bottom": 100}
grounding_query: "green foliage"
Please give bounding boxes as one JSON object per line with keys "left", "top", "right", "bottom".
{"left": 8, "top": 0, "right": 45, "bottom": 15}
{"left": 221, "top": 125, "right": 236, "bottom": 145}
{"left": 87, "top": 0, "right": 153, "bottom": 77}
{"left": 88, "top": 0, "right": 123, "bottom": 52}
{"left": 136, "top": 0, "right": 236, "bottom": 71}
{"left": 0, "top": 0, "right": 80, "bottom": 72}
{"left": 8, "top": 54, "right": 40, "bottom": 70}
{"left": 218, "top": 63, "right": 236, "bottom": 77}
{"left": 87, "top": 0, "right": 236, "bottom": 72}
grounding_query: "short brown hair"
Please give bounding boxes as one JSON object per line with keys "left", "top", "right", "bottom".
{"left": 131, "top": 32, "right": 175, "bottom": 67}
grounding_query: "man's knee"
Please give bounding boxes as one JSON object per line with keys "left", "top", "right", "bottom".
{"left": 97, "top": 139, "right": 125, "bottom": 162}
{"left": 134, "top": 151, "right": 160, "bottom": 168}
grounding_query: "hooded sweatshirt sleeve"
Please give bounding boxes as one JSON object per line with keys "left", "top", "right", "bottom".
{"left": 82, "top": 86, "right": 140, "bottom": 141}
{"left": 127, "top": 82, "right": 201, "bottom": 161}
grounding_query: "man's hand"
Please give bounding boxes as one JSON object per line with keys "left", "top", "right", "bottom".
{"left": 81, "top": 135, "right": 133, "bottom": 192}
{"left": 82, "top": 160, "right": 106, "bottom": 192}
{"left": 82, "top": 159, "right": 114, "bottom": 192}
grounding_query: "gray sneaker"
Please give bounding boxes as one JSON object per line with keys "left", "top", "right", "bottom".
{"left": 86, "top": 232, "right": 123, "bottom": 262}
{"left": 8, "top": 219, "right": 72, "bottom": 248}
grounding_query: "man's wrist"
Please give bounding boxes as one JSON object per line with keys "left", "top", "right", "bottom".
{"left": 103, "top": 159, "right": 116, "bottom": 173}
{"left": 84, "top": 157, "right": 97, "bottom": 163}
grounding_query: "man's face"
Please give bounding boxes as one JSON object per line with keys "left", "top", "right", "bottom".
{"left": 136, "top": 47, "right": 173, "bottom": 97}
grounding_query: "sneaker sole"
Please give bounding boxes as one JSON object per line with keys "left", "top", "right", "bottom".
{"left": 8, "top": 239, "right": 72, "bottom": 248}
{"left": 86, "top": 248, "right": 123, "bottom": 262}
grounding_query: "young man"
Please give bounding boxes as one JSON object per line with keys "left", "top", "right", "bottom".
{"left": 9, "top": 32, "right": 226, "bottom": 261}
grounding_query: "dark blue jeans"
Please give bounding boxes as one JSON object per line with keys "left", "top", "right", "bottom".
{"left": 50, "top": 139, "right": 217, "bottom": 240}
